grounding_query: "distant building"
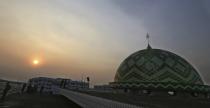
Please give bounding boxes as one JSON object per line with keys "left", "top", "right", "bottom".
{"left": 29, "top": 77, "right": 55, "bottom": 93}
{"left": 55, "top": 78, "right": 89, "bottom": 90}
{"left": 0, "top": 79, "right": 25, "bottom": 95}
{"left": 94, "top": 85, "right": 112, "bottom": 92}
{"left": 28, "top": 77, "right": 89, "bottom": 93}
{"left": 66, "top": 80, "right": 89, "bottom": 90}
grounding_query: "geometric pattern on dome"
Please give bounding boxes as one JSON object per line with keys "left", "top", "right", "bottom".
{"left": 114, "top": 47, "right": 204, "bottom": 85}
{"left": 110, "top": 82, "right": 210, "bottom": 92}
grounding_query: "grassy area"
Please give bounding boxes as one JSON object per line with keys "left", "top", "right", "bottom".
{"left": 0, "top": 93, "right": 81, "bottom": 108}
{"left": 81, "top": 91, "right": 210, "bottom": 108}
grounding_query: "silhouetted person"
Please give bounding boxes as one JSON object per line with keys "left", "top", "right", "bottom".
{"left": 60, "top": 79, "right": 67, "bottom": 88}
{"left": 21, "top": 83, "right": 26, "bottom": 94}
{"left": 40, "top": 86, "right": 44, "bottom": 94}
{"left": 34, "top": 84, "right": 38, "bottom": 93}
{"left": 1, "top": 82, "right": 11, "bottom": 101}
{"left": 63, "top": 80, "right": 67, "bottom": 88}
{"left": 27, "top": 84, "right": 32, "bottom": 93}
{"left": 60, "top": 80, "right": 64, "bottom": 88}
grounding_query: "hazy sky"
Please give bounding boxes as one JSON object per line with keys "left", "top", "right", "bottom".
{"left": 0, "top": 0, "right": 210, "bottom": 85}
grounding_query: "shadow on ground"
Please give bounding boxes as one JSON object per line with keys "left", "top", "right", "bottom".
{"left": 0, "top": 93, "right": 81, "bottom": 108}
{"left": 81, "top": 91, "right": 210, "bottom": 108}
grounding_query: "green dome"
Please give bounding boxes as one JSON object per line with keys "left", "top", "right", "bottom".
{"left": 114, "top": 45, "right": 204, "bottom": 85}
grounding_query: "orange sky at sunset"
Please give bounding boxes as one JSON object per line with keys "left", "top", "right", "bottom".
{"left": 1, "top": 0, "right": 210, "bottom": 85}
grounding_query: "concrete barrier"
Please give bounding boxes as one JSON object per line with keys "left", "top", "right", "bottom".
{"left": 59, "top": 89, "right": 143, "bottom": 108}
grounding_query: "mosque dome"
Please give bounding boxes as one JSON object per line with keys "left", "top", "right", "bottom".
{"left": 110, "top": 44, "right": 210, "bottom": 92}
{"left": 114, "top": 45, "right": 204, "bottom": 85}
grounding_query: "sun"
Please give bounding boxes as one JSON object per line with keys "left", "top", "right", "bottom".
{"left": 33, "top": 60, "right": 39, "bottom": 65}
{"left": 30, "top": 55, "right": 43, "bottom": 67}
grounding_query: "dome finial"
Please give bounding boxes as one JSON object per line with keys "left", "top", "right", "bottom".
{"left": 146, "top": 33, "right": 152, "bottom": 49}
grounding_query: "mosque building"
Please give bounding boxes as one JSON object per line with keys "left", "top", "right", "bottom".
{"left": 110, "top": 34, "right": 210, "bottom": 98}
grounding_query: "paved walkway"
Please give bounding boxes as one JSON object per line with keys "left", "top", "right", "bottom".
{"left": 0, "top": 93, "right": 81, "bottom": 108}
{"left": 60, "top": 89, "right": 141, "bottom": 108}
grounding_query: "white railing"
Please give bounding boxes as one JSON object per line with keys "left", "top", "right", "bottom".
{"left": 59, "top": 89, "right": 143, "bottom": 108}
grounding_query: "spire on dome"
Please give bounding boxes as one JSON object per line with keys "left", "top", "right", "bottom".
{"left": 147, "top": 43, "right": 152, "bottom": 50}
{"left": 146, "top": 33, "right": 152, "bottom": 50}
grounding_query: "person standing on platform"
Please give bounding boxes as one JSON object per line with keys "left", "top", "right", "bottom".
{"left": 21, "top": 83, "right": 26, "bottom": 94}
{"left": 40, "top": 86, "right": 44, "bottom": 94}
